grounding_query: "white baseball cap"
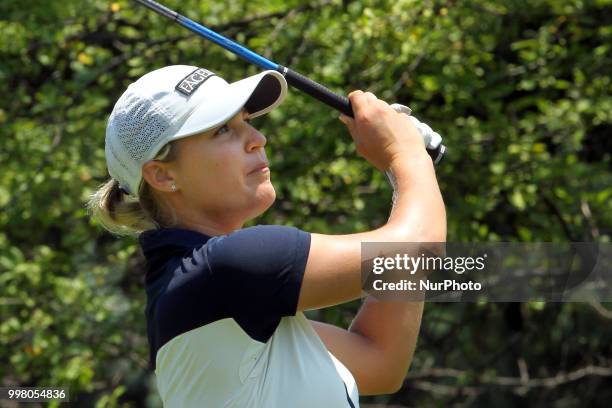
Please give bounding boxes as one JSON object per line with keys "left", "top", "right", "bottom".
{"left": 105, "top": 65, "right": 288, "bottom": 197}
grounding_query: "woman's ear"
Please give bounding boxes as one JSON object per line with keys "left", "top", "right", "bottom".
{"left": 142, "top": 161, "right": 176, "bottom": 193}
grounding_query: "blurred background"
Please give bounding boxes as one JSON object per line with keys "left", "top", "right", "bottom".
{"left": 1, "top": 0, "right": 611, "bottom": 406}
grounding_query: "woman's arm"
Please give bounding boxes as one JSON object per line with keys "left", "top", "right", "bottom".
{"left": 297, "top": 154, "right": 445, "bottom": 311}
{"left": 309, "top": 299, "right": 423, "bottom": 395}
{"left": 296, "top": 90, "right": 446, "bottom": 393}
{"left": 302, "top": 157, "right": 440, "bottom": 393}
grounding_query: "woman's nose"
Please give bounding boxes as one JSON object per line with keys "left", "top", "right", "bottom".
{"left": 245, "top": 124, "right": 267, "bottom": 152}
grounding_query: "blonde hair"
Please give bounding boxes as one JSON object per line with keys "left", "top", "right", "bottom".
{"left": 87, "top": 143, "right": 179, "bottom": 236}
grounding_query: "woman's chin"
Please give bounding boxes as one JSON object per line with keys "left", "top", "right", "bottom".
{"left": 252, "top": 183, "right": 276, "bottom": 214}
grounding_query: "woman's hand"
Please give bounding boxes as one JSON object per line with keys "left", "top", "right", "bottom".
{"left": 339, "top": 90, "right": 427, "bottom": 172}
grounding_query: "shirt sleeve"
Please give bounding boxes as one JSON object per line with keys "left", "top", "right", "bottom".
{"left": 205, "top": 225, "right": 311, "bottom": 319}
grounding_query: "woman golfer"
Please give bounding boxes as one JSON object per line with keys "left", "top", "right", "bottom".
{"left": 89, "top": 65, "right": 445, "bottom": 407}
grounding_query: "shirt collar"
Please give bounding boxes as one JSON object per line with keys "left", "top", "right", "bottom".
{"left": 139, "top": 227, "right": 212, "bottom": 261}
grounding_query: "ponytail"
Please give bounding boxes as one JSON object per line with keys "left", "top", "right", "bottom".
{"left": 87, "top": 143, "right": 178, "bottom": 236}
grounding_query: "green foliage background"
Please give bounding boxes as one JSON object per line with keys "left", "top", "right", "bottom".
{"left": 1, "top": 0, "right": 611, "bottom": 406}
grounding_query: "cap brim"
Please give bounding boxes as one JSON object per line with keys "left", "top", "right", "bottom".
{"left": 170, "top": 70, "right": 287, "bottom": 141}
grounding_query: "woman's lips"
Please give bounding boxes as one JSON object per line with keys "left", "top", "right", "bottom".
{"left": 248, "top": 163, "right": 269, "bottom": 175}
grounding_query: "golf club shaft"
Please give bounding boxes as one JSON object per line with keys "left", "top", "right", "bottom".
{"left": 134, "top": 0, "right": 445, "bottom": 164}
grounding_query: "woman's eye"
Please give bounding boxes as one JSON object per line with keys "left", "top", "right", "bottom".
{"left": 215, "top": 125, "right": 229, "bottom": 136}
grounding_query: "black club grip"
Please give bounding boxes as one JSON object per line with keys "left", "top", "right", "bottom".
{"left": 280, "top": 66, "right": 353, "bottom": 116}
{"left": 278, "top": 66, "right": 445, "bottom": 164}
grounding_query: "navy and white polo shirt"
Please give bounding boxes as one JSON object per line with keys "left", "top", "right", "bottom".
{"left": 139, "top": 225, "right": 359, "bottom": 407}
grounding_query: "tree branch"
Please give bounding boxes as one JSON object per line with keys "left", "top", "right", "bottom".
{"left": 404, "top": 363, "right": 612, "bottom": 394}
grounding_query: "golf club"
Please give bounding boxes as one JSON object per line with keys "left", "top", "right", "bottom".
{"left": 134, "top": 0, "right": 446, "bottom": 164}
